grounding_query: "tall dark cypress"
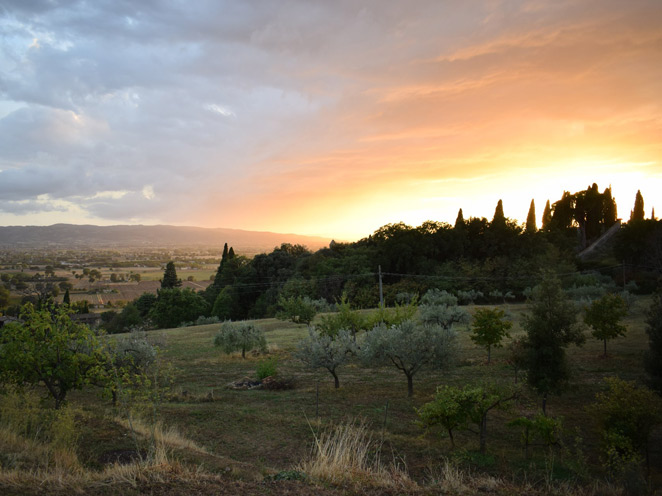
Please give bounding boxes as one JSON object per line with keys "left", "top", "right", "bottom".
{"left": 630, "top": 190, "right": 645, "bottom": 222}
{"left": 525, "top": 199, "right": 537, "bottom": 233}
{"left": 492, "top": 199, "right": 506, "bottom": 228}
{"left": 541, "top": 200, "right": 552, "bottom": 231}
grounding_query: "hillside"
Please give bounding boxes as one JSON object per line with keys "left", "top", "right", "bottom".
{"left": 0, "top": 224, "right": 333, "bottom": 252}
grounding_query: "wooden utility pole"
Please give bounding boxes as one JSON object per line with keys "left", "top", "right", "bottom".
{"left": 378, "top": 265, "right": 384, "bottom": 308}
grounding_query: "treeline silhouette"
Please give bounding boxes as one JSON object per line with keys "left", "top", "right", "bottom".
{"left": 102, "top": 184, "right": 661, "bottom": 330}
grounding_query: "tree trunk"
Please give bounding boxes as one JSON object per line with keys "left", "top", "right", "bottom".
{"left": 54, "top": 390, "right": 67, "bottom": 410}
{"left": 487, "top": 346, "right": 491, "bottom": 364}
{"left": 406, "top": 373, "right": 414, "bottom": 397}
{"left": 603, "top": 339, "right": 607, "bottom": 357}
{"left": 480, "top": 415, "right": 487, "bottom": 454}
{"left": 542, "top": 392, "right": 547, "bottom": 415}
{"left": 331, "top": 370, "right": 339, "bottom": 389}
{"left": 448, "top": 429, "right": 455, "bottom": 449}
{"left": 242, "top": 347, "right": 246, "bottom": 359}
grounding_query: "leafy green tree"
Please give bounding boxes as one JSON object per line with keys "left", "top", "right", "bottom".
{"left": 584, "top": 293, "right": 628, "bottom": 357}
{"left": 134, "top": 292, "right": 157, "bottom": 318}
{"left": 213, "top": 321, "right": 267, "bottom": 358}
{"left": 276, "top": 295, "right": 317, "bottom": 325}
{"left": 296, "top": 328, "right": 356, "bottom": 388}
{"left": 587, "top": 377, "right": 662, "bottom": 475}
{"left": 417, "top": 384, "right": 468, "bottom": 448}
{"left": 103, "top": 303, "right": 143, "bottom": 334}
{"left": 317, "top": 294, "right": 369, "bottom": 337}
{"left": 160, "top": 261, "right": 181, "bottom": 289}
{"left": 211, "top": 286, "right": 240, "bottom": 320}
{"left": 418, "top": 383, "right": 518, "bottom": 453}
{"left": 0, "top": 303, "right": 109, "bottom": 408}
{"left": 71, "top": 299, "right": 89, "bottom": 314}
{"left": 470, "top": 307, "right": 512, "bottom": 364}
{"left": 525, "top": 199, "right": 537, "bottom": 233}
{"left": 149, "top": 288, "right": 209, "bottom": 329}
{"left": 523, "top": 274, "right": 585, "bottom": 413}
{"left": 0, "top": 285, "right": 10, "bottom": 309}
{"left": 361, "top": 320, "right": 457, "bottom": 397}
{"left": 630, "top": 190, "right": 645, "bottom": 222}
{"left": 508, "top": 413, "right": 563, "bottom": 459}
{"left": 644, "top": 292, "right": 662, "bottom": 393}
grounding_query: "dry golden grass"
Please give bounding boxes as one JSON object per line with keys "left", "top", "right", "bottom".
{"left": 297, "top": 418, "right": 416, "bottom": 490}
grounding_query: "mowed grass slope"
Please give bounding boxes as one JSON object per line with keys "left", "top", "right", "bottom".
{"left": 148, "top": 299, "right": 659, "bottom": 484}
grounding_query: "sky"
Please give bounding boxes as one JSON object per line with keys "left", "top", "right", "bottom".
{"left": 0, "top": 0, "right": 660, "bottom": 241}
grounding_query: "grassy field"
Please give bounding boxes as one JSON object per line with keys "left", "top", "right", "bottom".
{"left": 2, "top": 298, "right": 660, "bottom": 495}
{"left": 149, "top": 301, "right": 658, "bottom": 478}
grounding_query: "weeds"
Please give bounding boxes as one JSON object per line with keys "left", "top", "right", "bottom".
{"left": 297, "top": 418, "right": 414, "bottom": 489}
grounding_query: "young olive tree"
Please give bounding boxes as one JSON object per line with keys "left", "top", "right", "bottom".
{"left": 0, "top": 303, "right": 109, "bottom": 409}
{"left": 470, "top": 307, "right": 512, "bottom": 364}
{"left": 523, "top": 274, "right": 585, "bottom": 414}
{"left": 361, "top": 320, "right": 457, "bottom": 397}
{"left": 419, "top": 289, "right": 469, "bottom": 330}
{"left": 584, "top": 293, "right": 628, "bottom": 357}
{"left": 295, "top": 328, "right": 356, "bottom": 388}
{"left": 213, "top": 321, "right": 267, "bottom": 358}
{"left": 105, "top": 330, "right": 157, "bottom": 405}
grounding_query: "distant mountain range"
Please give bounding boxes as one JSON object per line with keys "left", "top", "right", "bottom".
{"left": 0, "top": 224, "right": 333, "bottom": 253}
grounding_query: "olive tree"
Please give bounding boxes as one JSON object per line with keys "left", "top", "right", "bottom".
{"left": 361, "top": 320, "right": 457, "bottom": 397}
{"left": 296, "top": 328, "right": 356, "bottom": 388}
{"left": 213, "top": 321, "right": 267, "bottom": 358}
{"left": 419, "top": 289, "right": 469, "bottom": 330}
{"left": 0, "top": 303, "right": 108, "bottom": 409}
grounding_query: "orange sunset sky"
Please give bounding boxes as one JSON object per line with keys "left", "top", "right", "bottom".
{"left": 0, "top": 1, "right": 660, "bottom": 241}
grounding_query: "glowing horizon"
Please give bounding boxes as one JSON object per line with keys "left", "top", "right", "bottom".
{"left": 1, "top": 2, "right": 660, "bottom": 241}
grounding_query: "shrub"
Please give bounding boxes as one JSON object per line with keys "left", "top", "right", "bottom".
{"left": 256, "top": 357, "right": 278, "bottom": 380}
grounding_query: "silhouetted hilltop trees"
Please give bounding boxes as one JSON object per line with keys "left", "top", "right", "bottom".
{"left": 125, "top": 184, "right": 661, "bottom": 327}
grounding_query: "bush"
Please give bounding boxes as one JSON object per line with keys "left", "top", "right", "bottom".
{"left": 256, "top": 357, "right": 278, "bottom": 380}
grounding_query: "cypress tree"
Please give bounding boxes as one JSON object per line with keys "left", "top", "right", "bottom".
{"left": 63, "top": 289, "right": 71, "bottom": 306}
{"left": 492, "top": 200, "right": 506, "bottom": 228}
{"left": 602, "top": 186, "right": 617, "bottom": 227}
{"left": 161, "top": 261, "right": 181, "bottom": 289}
{"left": 542, "top": 200, "right": 552, "bottom": 231}
{"left": 454, "top": 208, "right": 465, "bottom": 229}
{"left": 525, "top": 199, "right": 537, "bottom": 233}
{"left": 630, "top": 190, "right": 645, "bottom": 222}
{"left": 228, "top": 247, "right": 235, "bottom": 259}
